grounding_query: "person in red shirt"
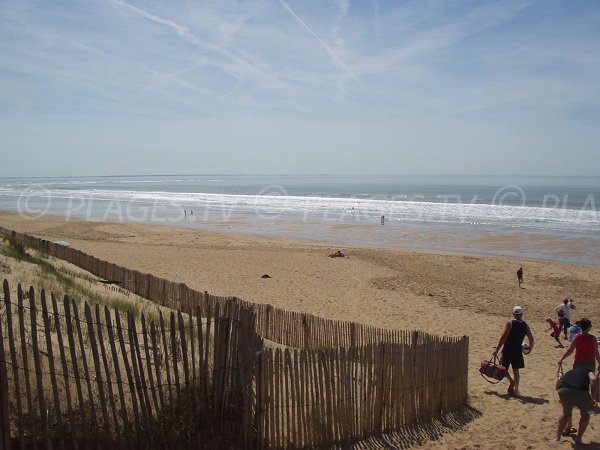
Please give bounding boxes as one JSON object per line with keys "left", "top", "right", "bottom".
{"left": 546, "top": 317, "right": 564, "bottom": 347}
{"left": 559, "top": 318, "right": 600, "bottom": 371}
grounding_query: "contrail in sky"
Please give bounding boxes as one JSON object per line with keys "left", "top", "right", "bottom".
{"left": 277, "top": 0, "right": 368, "bottom": 94}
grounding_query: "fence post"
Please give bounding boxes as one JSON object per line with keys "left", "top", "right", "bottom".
{"left": 0, "top": 285, "right": 11, "bottom": 450}
{"left": 16, "top": 285, "right": 38, "bottom": 448}
{"left": 4, "top": 280, "right": 25, "bottom": 449}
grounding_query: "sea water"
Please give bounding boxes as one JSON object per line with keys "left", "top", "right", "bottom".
{"left": 0, "top": 175, "right": 598, "bottom": 264}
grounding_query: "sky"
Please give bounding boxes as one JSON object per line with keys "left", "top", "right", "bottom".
{"left": 1, "top": 0, "right": 599, "bottom": 177}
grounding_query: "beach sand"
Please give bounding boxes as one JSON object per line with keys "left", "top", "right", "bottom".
{"left": 1, "top": 210, "right": 600, "bottom": 448}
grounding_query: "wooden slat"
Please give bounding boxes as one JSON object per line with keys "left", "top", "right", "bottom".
{"left": 365, "top": 344, "right": 374, "bottom": 434}
{"left": 267, "top": 350, "right": 275, "bottom": 450}
{"left": 115, "top": 311, "right": 141, "bottom": 441}
{"left": 127, "top": 312, "right": 153, "bottom": 447}
{"left": 169, "top": 312, "right": 181, "bottom": 399}
{"left": 50, "top": 294, "right": 77, "bottom": 450}
{"left": 352, "top": 346, "right": 360, "bottom": 439}
{"left": 236, "top": 305, "right": 254, "bottom": 448}
{"left": 256, "top": 350, "right": 266, "bottom": 450}
{"left": 333, "top": 347, "right": 342, "bottom": 442}
{"left": 284, "top": 349, "right": 296, "bottom": 448}
{"left": 391, "top": 343, "right": 400, "bottom": 428}
{"left": 341, "top": 347, "right": 352, "bottom": 442}
{"left": 149, "top": 321, "right": 165, "bottom": 416}
{"left": 40, "top": 290, "right": 64, "bottom": 450}
{"left": 293, "top": 350, "right": 304, "bottom": 449}
{"left": 197, "top": 306, "right": 208, "bottom": 406}
{"left": 274, "top": 349, "right": 282, "bottom": 449}
{"left": 64, "top": 296, "right": 88, "bottom": 449}
{"left": 72, "top": 300, "right": 99, "bottom": 447}
{"left": 142, "top": 314, "right": 165, "bottom": 442}
{"left": 188, "top": 312, "right": 197, "bottom": 402}
{"left": 202, "top": 302, "right": 213, "bottom": 405}
{"left": 129, "top": 313, "right": 153, "bottom": 421}
{"left": 85, "top": 303, "right": 110, "bottom": 443}
{"left": 320, "top": 349, "right": 333, "bottom": 443}
{"left": 18, "top": 285, "right": 38, "bottom": 450}
{"left": 212, "top": 308, "right": 225, "bottom": 418}
{"left": 28, "top": 287, "right": 52, "bottom": 449}
{"left": 4, "top": 281, "right": 25, "bottom": 449}
{"left": 94, "top": 305, "right": 119, "bottom": 440}
{"left": 140, "top": 314, "right": 160, "bottom": 422}
{"left": 305, "top": 349, "right": 316, "bottom": 447}
{"left": 177, "top": 312, "right": 190, "bottom": 389}
{"left": 104, "top": 307, "right": 129, "bottom": 441}
{"left": 158, "top": 312, "right": 174, "bottom": 408}
{"left": 0, "top": 281, "right": 12, "bottom": 450}
{"left": 311, "top": 349, "right": 323, "bottom": 447}
{"left": 158, "top": 311, "right": 175, "bottom": 444}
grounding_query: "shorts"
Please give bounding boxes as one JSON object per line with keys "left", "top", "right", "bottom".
{"left": 501, "top": 350, "right": 524, "bottom": 370}
{"left": 559, "top": 317, "right": 571, "bottom": 333}
{"left": 574, "top": 360, "right": 596, "bottom": 371}
{"left": 558, "top": 387, "right": 593, "bottom": 417}
{"left": 550, "top": 331, "right": 560, "bottom": 338}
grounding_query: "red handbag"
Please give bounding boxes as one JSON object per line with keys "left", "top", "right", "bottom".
{"left": 480, "top": 355, "right": 507, "bottom": 384}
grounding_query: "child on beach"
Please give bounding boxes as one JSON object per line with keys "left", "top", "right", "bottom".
{"left": 568, "top": 321, "right": 582, "bottom": 342}
{"left": 546, "top": 318, "right": 564, "bottom": 347}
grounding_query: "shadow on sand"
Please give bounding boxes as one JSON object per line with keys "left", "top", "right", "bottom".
{"left": 569, "top": 440, "right": 600, "bottom": 449}
{"left": 484, "top": 390, "right": 549, "bottom": 405}
{"left": 332, "top": 405, "right": 482, "bottom": 449}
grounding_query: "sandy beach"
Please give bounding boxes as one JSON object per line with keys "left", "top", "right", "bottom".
{"left": 1, "top": 210, "right": 600, "bottom": 449}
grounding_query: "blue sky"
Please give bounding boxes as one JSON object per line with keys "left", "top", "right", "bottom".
{"left": 1, "top": 0, "right": 599, "bottom": 177}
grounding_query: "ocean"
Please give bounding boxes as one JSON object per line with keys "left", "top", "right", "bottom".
{"left": 0, "top": 174, "right": 599, "bottom": 264}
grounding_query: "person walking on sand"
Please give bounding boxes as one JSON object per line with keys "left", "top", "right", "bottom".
{"left": 380, "top": 215, "right": 385, "bottom": 225}
{"left": 556, "top": 366, "right": 597, "bottom": 444}
{"left": 546, "top": 317, "right": 564, "bottom": 347}
{"left": 516, "top": 266, "right": 523, "bottom": 287}
{"left": 556, "top": 298, "right": 576, "bottom": 340}
{"left": 493, "top": 305, "right": 534, "bottom": 396}
{"left": 558, "top": 318, "right": 600, "bottom": 371}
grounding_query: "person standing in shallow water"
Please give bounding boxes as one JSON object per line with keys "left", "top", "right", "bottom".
{"left": 517, "top": 266, "right": 523, "bottom": 287}
{"left": 493, "top": 305, "right": 534, "bottom": 396}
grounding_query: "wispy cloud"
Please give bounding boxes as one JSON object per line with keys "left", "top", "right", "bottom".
{"left": 1, "top": 0, "right": 599, "bottom": 176}
{"left": 277, "top": 0, "right": 367, "bottom": 96}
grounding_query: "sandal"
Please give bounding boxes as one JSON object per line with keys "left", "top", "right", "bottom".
{"left": 561, "top": 427, "right": 577, "bottom": 436}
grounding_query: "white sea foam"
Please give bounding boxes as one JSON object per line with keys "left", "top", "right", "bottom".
{"left": 1, "top": 186, "right": 598, "bottom": 234}
{"left": 1, "top": 175, "right": 599, "bottom": 263}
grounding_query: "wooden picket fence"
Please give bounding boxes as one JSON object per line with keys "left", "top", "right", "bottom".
{"left": 0, "top": 227, "right": 469, "bottom": 449}
{"left": 254, "top": 335, "right": 468, "bottom": 449}
{"left": 0, "top": 280, "right": 258, "bottom": 449}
